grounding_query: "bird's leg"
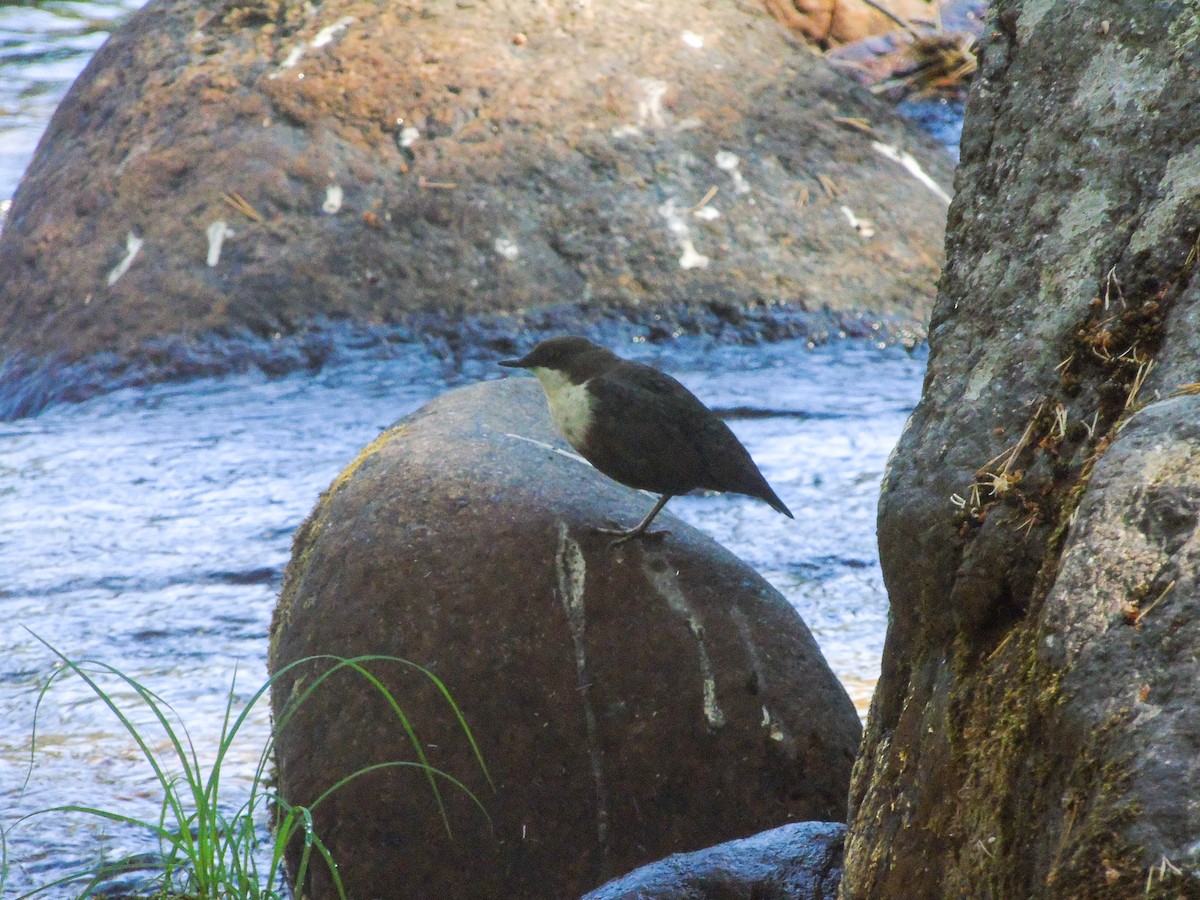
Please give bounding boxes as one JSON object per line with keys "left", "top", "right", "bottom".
{"left": 594, "top": 494, "right": 673, "bottom": 546}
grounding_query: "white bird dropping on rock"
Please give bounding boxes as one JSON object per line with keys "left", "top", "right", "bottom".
{"left": 311, "top": 16, "right": 355, "bottom": 48}
{"left": 840, "top": 205, "right": 876, "bottom": 238}
{"left": 206, "top": 220, "right": 234, "bottom": 266}
{"left": 715, "top": 151, "right": 751, "bottom": 195}
{"left": 494, "top": 237, "right": 520, "bottom": 261}
{"left": 106, "top": 232, "right": 144, "bottom": 286}
{"left": 322, "top": 185, "right": 344, "bottom": 214}
{"left": 658, "top": 199, "right": 710, "bottom": 270}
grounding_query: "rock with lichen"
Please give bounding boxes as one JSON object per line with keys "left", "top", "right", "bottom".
{"left": 845, "top": 0, "right": 1200, "bottom": 895}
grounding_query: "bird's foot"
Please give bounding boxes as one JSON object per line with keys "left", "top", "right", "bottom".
{"left": 592, "top": 523, "right": 670, "bottom": 548}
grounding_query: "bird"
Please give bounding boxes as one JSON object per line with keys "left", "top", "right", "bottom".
{"left": 499, "top": 336, "right": 793, "bottom": 545}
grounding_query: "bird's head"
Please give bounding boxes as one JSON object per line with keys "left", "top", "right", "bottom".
{"left": 499, "top": 336, "right": 614, "bottom": 384}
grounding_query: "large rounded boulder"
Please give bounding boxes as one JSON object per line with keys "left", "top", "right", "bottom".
{"left": 269, "top": 376, "right": 862, "bottom": 899}
{"left": 0, "top": 0, "right": 953, "bottom": 416}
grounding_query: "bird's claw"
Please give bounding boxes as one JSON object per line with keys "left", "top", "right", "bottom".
{"left": 591, "top": 524, "right": 670, "bottom": 549}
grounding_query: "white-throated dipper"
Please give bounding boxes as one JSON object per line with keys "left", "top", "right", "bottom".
{"left": 499, "top": 336, "right": 793, "bottom": 544}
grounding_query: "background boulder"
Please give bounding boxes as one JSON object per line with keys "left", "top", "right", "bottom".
{"left": 270, "top": 377, "right": 862, "bottom": 899}
{"left": 583, "top": 821, "right": 846, "bottom": 899}
{"left": 0, "top": 0, "right": 953, "bottom": 416}
{"left": 845, "top": 1, "right": 1200, "bottom": 895}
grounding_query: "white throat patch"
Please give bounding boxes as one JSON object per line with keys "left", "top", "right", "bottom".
{"left": 532, "top": 368, "right": 593, "bottom": 451}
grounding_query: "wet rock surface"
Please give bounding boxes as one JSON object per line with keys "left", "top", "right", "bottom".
{"left": 0, "top": 0, "right": 952, "bottom": 418}
{"left": 845, "top": 1, "right": 1200, "bottom": 896}
{"left": 582, "top": 820, "right": 846, "bottom": 900}
{"left": 269, "top": 377, "right": 862, "bottom": 899}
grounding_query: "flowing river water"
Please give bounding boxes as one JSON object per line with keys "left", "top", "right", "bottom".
{"left": 1, "top": 2, "right": 939, "bottom": 894}
{"left": 0, "top": 340, "right": 925, "bottom": 893}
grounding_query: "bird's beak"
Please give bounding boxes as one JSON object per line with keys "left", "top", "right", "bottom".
{"left": 498, "top": 355, "right": 528, "bottom": 368}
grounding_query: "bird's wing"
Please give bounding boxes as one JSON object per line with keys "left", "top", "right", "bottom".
{"left": 581, "top": 369, "right": 689, "bottom": 492}
{"left": 582, "top": 364, "right": 736, "bottom": 495}
{"left": 606, "top": 362, "right": 702, "bottom": 398}
{"left": 585, "top": 362, "right": 792, "bottom": 515}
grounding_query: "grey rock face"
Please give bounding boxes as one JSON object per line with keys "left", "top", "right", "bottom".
{"left": 583, "top": 821, "right": 846, "bottom": 900}
{"left": 0, "top": 0, "right": 951, "bottom": 416}
{"left": 845, "top": 1, "right": 1200, "bottom": 896}
{"left": 269, "top": 377, "right": 861, "bottom": 899}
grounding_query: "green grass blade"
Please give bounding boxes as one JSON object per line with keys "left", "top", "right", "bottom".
{"left": 272, "top": 654, "right": 492, "bottom": 836}
{"left": 11, "top": 645, "right": 491, "bottom": 898}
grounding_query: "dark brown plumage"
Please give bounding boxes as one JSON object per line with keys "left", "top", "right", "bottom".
{"left": 500, "top": 336, "right": 793, "bottom": 543}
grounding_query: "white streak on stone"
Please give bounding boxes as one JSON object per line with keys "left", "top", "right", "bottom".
{"left": 270, "top": 17, "right": 355, "bottom": 79}
{"left": 714, "top": 150, "right": 739, "bottom": 170}
{"left": 733, "top": 606, "right": 785, "bottom": 741}
{"left": 322, "top": 184, "right": 344, "bottom": 214}
{"left": 762, "top": 707, "right": 785, "bottom": 741}
{"left": 871, "top": 140, "right": 952, "bottom": 204}
{"left": 715, "top": 150, "right": 750, "bottom": 194}
{"left": 311, "top": 16, "right": 355, "bottom": 48}
{"left": 205, "top": 220, "right": 234, "bottom": 267}
{"left": 271, "top": 45, "right": 306, "bottom": 77}
{"left": 840, "top": 204, "right": 876, "bottom": 238}
{"left": 399, "top": 126, "right": 421, "bottom": 148}
{"left": 557, "top": 526, "right": 587, "bottom": 628}
{"left": 556, "top": 523, "right": 609, "bottom": 846}
{"left": 106, "top": 232, "right": 143, "bottom": 286}
{"left": 503, "top": 433, "right": 657, "bottom": 501}
{"left": 636, "top": 78, "right": 669, "bottom": 129}
{"left": 641, "top": 558, "right": 726, "bottom": 730}
{"left": 503, "top": 433, "right": 590, "bottom": 466}
{"left": 692, "top": 205, "right": 721, "bottom": 222}
{"left": 681, "top": 30, "right": 704, "bottom": 48}
{"left": 678, "top": 244, "right": 708, "bottom": 270}
{"left": 494, "top": 237, "right": 520, "bottom": 261}
{"left": 731, "top": 606, "right": 766, "bottom": 692}
{"left": 659, "top": 199, "right": 710, "bottom": 270}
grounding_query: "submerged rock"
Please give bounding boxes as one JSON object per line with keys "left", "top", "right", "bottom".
{"left": 0, "top": 0, "right": 953, "bottom": 417}
{"left": 269, "top": 377, "right": 862, "bottom": 899}
{"left": 583, "top": 821, "right": 846, "bottom": 899}
{"left": 846, "top": 1, "right": 1200, "bottom": 896}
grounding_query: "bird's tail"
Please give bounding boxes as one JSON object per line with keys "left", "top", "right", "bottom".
{"left": 758, "top": 483, "right": 793, "bottom": 519}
